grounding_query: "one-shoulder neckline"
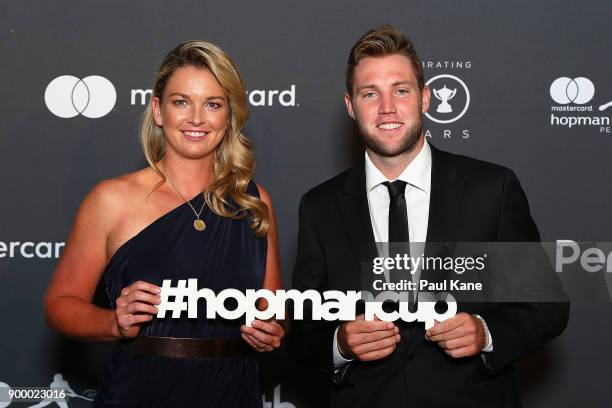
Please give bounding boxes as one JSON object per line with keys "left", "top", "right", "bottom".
{"left": 105, "top": 194, "right": 205, "bottom": 269}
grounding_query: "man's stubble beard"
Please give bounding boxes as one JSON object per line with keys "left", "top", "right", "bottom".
{"left": 357, "top": 114, "right": 423, "bottom": 158}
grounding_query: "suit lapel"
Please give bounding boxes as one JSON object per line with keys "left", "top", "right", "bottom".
{"left": 335, "top": 160, "right": 378, "bottom": 288}
{"left": 333, "top": 147, "right": 466, "bottom": 288}
{"left": 335, "top": 147, "right": 464, "bottom": 253}
{"left": 425, "top": 145, "right": 465, "bottom": 255}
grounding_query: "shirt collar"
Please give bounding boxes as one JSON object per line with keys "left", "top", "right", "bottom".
{"left": 365, "top": 141, "right": 432, "bottom": 194}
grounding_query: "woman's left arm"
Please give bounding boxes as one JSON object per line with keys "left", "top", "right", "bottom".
{"left": 240, "top": 184, "right": 285, "bottom": 352}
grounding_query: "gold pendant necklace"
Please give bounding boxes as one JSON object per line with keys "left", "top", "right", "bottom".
{"left": 193, "top": 219, "right": 206, "bottom": 231}
{"left": 162, "top": 167, "right": 206, "bottom": 232}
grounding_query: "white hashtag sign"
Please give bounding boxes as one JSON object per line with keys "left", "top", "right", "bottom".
{"left": 156, "top": 278, "right": 457, "bottom": 328}
{"left": 157, "top": 279, "right": 190, "bottom": 318}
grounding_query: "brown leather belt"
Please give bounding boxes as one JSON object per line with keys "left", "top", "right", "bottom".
{"left": 132, "top": 336, "right": 251, "bottom": 359}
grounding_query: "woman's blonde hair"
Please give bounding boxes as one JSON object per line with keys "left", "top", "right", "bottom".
{"left": 140, "top": 40, "right": 269, "bottom": 236}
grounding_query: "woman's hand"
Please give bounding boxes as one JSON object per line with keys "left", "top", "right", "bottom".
{"left": 114, "top": 280, "right": 161, "bottom": 339}
{"left": 240, "top": 319, "right": 285, "bottom": 352}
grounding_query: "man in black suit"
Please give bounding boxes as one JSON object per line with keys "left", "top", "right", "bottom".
{"left": 291, "top": 25, "right": 569, "bottom": 407}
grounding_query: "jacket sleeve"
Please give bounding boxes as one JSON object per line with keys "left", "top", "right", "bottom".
{"left": 480, "top": 169, "right": 570, "bottom": 371}
{"left": 289, "top": 192, "right": 339, "bottom": 376}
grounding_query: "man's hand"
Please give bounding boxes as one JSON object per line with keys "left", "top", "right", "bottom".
{"left": 425, "top": 312, "right": 486, "bottom": 358}
{"left": 337, "top": 314, "right": 400, "bottom": 361}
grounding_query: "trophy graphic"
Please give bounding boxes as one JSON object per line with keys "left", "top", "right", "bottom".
{"left": 433, "top": 85, "right": 457, "bottom": 113}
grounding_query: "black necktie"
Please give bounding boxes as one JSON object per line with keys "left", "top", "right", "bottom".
{"left": 383, "top": 180, "right": 416, "bottom": 312}
{"left": 384, "top": 180, "right": 409, "bottom": 244}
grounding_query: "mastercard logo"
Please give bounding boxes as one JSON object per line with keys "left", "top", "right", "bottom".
{"left": 44, "top": 75, "right": 117, "bottom": 118}
{"left": 549, "top": 77, "right": 595, "bottom": 105}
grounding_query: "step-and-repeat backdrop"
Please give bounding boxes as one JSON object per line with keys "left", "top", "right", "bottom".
{"left": 1, "top": 1, "right": 611, "bottom": 407}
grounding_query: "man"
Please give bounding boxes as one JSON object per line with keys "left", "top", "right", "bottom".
{"left": 291, "top": 25, "right": 569, "bottom": 407}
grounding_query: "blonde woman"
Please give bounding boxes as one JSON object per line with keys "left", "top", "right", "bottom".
{"left": 45, "top": 41, "right": 284, "bottom": 407}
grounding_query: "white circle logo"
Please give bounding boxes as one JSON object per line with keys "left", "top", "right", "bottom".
{"left": 549, "top": 77, "right": 594, "bottom": 105}
{"left": 424, "top": 74, "right": 470, "bottom": 124}
{"left": 44, "top": 75, "right": 117, "bottom": 118}
{"left": 0, "top": 382, "right": 12, "bottom": 408}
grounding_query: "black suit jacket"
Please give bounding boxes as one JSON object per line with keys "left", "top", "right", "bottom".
{"left": 291, "top": 144, "right": 569, "bottom": 408}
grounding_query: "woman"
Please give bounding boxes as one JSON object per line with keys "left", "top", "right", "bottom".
{"left": 44, "top": 40, "right": 284, "bottom": 407}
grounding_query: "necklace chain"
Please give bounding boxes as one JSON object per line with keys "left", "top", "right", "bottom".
{"left": 161, "top": 166, "right": 206, "bottom": 230}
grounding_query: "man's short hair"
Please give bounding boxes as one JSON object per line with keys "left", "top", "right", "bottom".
{"left": 345, "top": 25, "right": 425, "bottom": 96}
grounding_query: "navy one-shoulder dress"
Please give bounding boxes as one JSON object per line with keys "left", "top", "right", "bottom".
{"left": 94, "top": 183, "right": 267, "bottom": 407}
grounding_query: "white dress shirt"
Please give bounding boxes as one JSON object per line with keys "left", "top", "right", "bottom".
{"left": 365, "top": 140, "right": 431, "bottom": 246}
{"left": 333, "top": 142, "right": 492, "bottom": 367}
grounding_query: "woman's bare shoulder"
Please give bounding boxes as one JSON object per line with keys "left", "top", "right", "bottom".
{"left": 82, "top": 167, "right": 160, "bottom": 222}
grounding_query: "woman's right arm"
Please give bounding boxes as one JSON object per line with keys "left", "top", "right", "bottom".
{"left": 44, "top": 180, "right": 159, "bottom": 341}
